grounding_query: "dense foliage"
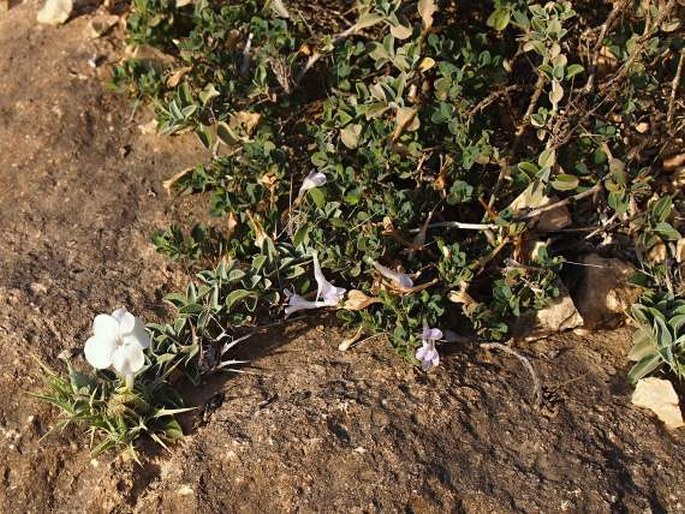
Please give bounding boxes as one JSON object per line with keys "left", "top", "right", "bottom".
{"left": 42, "top": 0, "right": 684, "bottom": 453}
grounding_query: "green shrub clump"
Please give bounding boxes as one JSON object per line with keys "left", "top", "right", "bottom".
{"left": 40, "top": 0, "right": 685, "bottom": 453}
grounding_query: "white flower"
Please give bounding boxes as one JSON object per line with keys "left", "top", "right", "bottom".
{"left": 297, "top": 170, "right": 327, "bottom": 200}
{"left": 415, "top": 323, "right": 443, "bottom": 372}
{"left": 371, "top": 260, "right": 414, "bottom": 289}
{"left": 84, "top": 308, "right": 151, "bottom": 388}
{"left": 312, "top": 251, "right": 346, "bottom": 305}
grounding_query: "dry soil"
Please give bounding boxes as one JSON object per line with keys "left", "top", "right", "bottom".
{"left": 0, "top": 2, "right": 684, "bottom": 513}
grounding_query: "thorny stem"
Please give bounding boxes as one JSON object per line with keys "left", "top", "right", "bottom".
{"left": 480, "top": 342, "right": 543, "bottom": 408}
{"left": 467, "top": 85, "right": 521, "bottom": 124}
{"left": 601, "top": 0, "right": 677, "bottom": 93}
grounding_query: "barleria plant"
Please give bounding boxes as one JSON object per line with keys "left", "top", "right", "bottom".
{"left": 120, "top": 0, "right": 682, "bottom": 371}
{"left": 628, "top": 292, "right": 685, "bottom": 384}
{"left": 36, "top": 308, "right": 191, "bottom": 457}
{"left": 39, "top": 0, "right": 684, "bottom": 452}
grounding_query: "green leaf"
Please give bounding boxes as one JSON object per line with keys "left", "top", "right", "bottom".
{"left": 530, "top": 113, "right": 546, "bottom": 128}
{"left": 523, "top": 40, "right": 545, "bottom": 56}
{"left": 628, "top": 354, "right": 662, "bottom": 384}
{"left": 226, "top": 289, "right": 254, "bottom": 310}
{"left": 566, "top": 64, "right": 584, "bottom": 78}
{"left": 163, "top": 418, "right": 185, "bottom": 440}
{"left": 487, "top": 8, "right": 511, "bottom": 31}
{"left": 518, "top": 161, "right": 539, "bottom": 176}
{"left": 549, "top": 80, "right": 564, "bottom": 106}
{"left": 551, "top": 174, "right": 579, "bottom": 191}
{"left": 668, "top": 314, "right": 685, "bottom": 334}
{"left": 628, "top": 326, "right": 655, "bottom": 361}
{"left": 538, "top": 148, "right": 555, "bottom": 169}
{"left": 653, "top": 222, "right": 680, "bottom": 241}
{"left": 308, "top": 187, "right": 326, "bottom": 208}
{"left": 227, "top": 269, "right": 246, "bottom": 283}
{"left": 652, "top": 196, "right": 673, "bottom": 222}
{"left": 198, "top": 83, "right": 219, "bottom": 106}
{"left": 195, "top": 125, "right": 211, "bottom": 149}
{"left": 216, "top": 122, "right": 237, "bottom": 146}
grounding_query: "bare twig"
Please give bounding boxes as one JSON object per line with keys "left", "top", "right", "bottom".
{"left": 467, "top": 85, "right": 521, "bottom": 124}
{"left": 602, "top": 0, "right": 677, "bottom": 92}
{"left": 667, "top": 51, "right": 684, "bottom": 129}
{"left": 583, "top": 0, "right": 631, "bottom": 93}
{"left": 582, "top": 212, "right": 618, "bottom": 241}
{"left": 411, "top": 221, "right": 500, "bottom": 232}
{"left": 480, "top": 342, "right": 543, "bottom": 408}
{"left": 295, "top": 23, "right": 361, "bottom": 84}
{"left": 488, "top": 75, "right": 545, "bottom": 208}
{"left": 515, "top": 73, "right": 546, "bottom": 141}
{"left": 162, "top": 167, "right": 195, "bottom": 193}
{"left": 474, "top": 240, "right": 509, "bottom": 275}
{"left": 514, "top": 183, "right": 602, "bottom": 221}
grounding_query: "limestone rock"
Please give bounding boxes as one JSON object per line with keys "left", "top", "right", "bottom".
{"left": 511, "top": 287, "right": 583, "bottom": 340}
{"left": 37, "top": 0, "right": 72, "bottom": 25}
{"left": 632, "top": 378, "right": 684, "bottom": 430}
{"left": 535, "top": 294, "right": 584, "bottom": 332}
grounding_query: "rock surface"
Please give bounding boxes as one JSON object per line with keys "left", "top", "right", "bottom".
{"left": 573, "top": 253, "right": 640, "bottom": 329}
{"left": 631, "top": 378, "right": 684, "bottom": 430}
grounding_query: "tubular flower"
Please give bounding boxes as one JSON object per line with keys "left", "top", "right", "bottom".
{"left": 84, "top": 308, "right": 151, "bottom": 389}
{"left": 371, "top": 260, "right": 414, "bottom": 289}
{"left": 297, "top": 170, "right": 327, "bottom": 200}
{"left": 283, "top": 289, "right": 328, "bottom": 316}
{"left": 284, "top": 253, "right": 347, "bottom": 316}
{"left": 312, "top": 252, "right": 346, "bottom": 305}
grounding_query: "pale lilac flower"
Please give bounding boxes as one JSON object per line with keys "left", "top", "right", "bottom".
{"left": 283, "top": 288, "right": 329, "bottom": 316}
{"left": 371, "top": 260, "right": 414, "bottom": 289}
{"left": 84, "top": 308, "right": 150, "bottom": 389}
{"left": 312, "top": 251, "right": 346, "bottom": 305}
{"left": 283, "top": 253, "right": 346, "bottom": 316}
{"left": 415, "top": 323, "right": 443, "bottom": 371}
{"left": 297, "top": 170, "right": 327, "bottom": 200}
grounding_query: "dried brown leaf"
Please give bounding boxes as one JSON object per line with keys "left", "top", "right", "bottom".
{"left": 390, "top": 23, "right": 413, "bottom": 40}
{"left": 341, "top": 290, "right": 383, "bottom": 311}
{"left": 417, "top": 0, "right": 437, "bottom": 31}
{"left": 338, "top": 326, "right": 364, "bottom": 351}
{"left": 392, "top": 107, "right": 419, "bottom": 141}
{"left": 340, "top": 124, "right": 362, "bottom": 149}
{"left": 166, "top": 66, "right": 192, "bottom": 88}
